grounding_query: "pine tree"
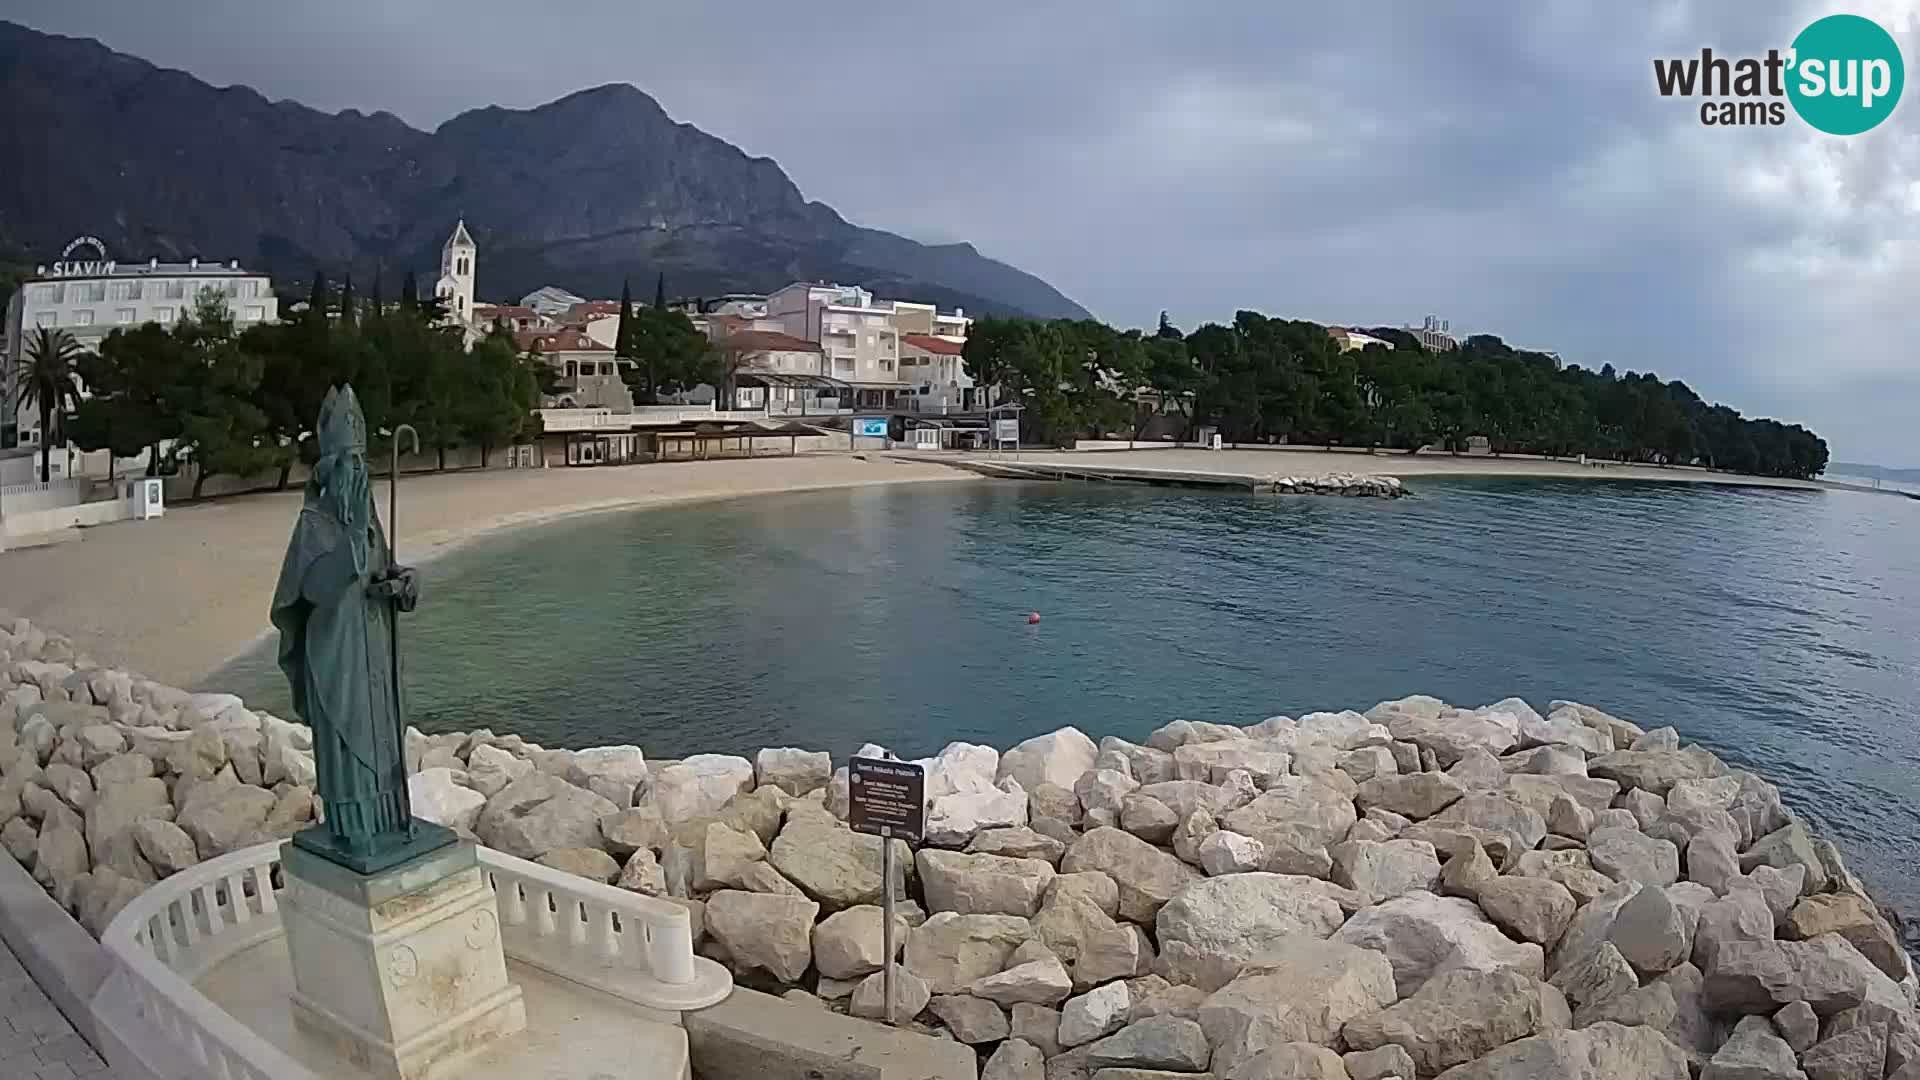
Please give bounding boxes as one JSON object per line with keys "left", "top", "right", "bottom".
{"left": 653, "top": 271, "right": 666, "bottom": 310}
{"left": 616, "top": 277, "right": 635, "bottom": 361}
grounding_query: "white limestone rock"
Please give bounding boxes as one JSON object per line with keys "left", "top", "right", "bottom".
{"left": 926, "top": 779, "right": 1029, "bottom": 847}
{"left": 904, "top": 912, "right": 1034, "bottom": 993}
{"left": 1342, "top": 967, "right": 1573, "bottom": 1076}
{"left": 130, "top": 818, "right": 198, "bottom": 877}
{"left": 917, "top": 849, "right": 1056, "bottom": 917}
{"left": 691, "top": 821, "right": 768, "bottom": 892}
{"left": 599, "top": 805, "right": 669, "bottom": 860}
{"left": 1354, "top": 771, "right": 1467, "bottom": 821}
{"left": 464, "top": 743, "right": 534, "bottom": 798}
{"left": 1222, "top": 778, "right": 1358, "bottom": 850}
{"left": 969, "top": 826, "right": 1068, "bottom": 865}
{"left": 535, "top": 847, "right": 620, "bottom": 884}
{"left": 1146, "top": 719, "right": 1249, "bottom": 753}
{"left": 407, "top": 766, "right": 486, "bottom": 834}
{"left": 971, "top": 953, "right": 1073, "bottom": 1008}
{"left": 1430, "top": 792, "right": 1548, "bottom": 854}
{"left": 651, "top": 754, "right": 753, "bottom": 824}
{"left": 1154, "top": 873, "right": 1351, "bottom": 991}
{"left": 980, "top": 1038, "right": 1044, "bottom": 1080}
{"left": 1198, "top": 939, "right": 1397, "bottom": 1074}
{"left": 1700, "top": 1014, "right": 1805, "bottom": 1080}
{"left": 474, "top": 773, "right": 618, "bottom": 859}
{"left": 616, "top": 849, "right": 665, "bottom": 895}
{"left": 999, "top": 727, "right": 1099, "bottom": 794}
{"left": 848, "top": 967, "right": 931, "bottom": 1020}
{"left": 1332, "top": 890, "right": 1546, "bottom": 998}
{"left": 753, "top": 747, "right": 832, "bottom": 796}
{"left": 1059, "top": 981, "right": 1131, "bottom": 1047}
{"left": 1060, "top": 827, "right": 1202, "bottom": 925}
{"left": 705, "top": 889, "right": 818, "bottom": 982}
{"left": 1330, "top": 838, "right": 1441, "bottom": 903}
{"left": 1430, "top": 1020, "right": 1689, "bottom": 1080}
{"left": 1196, "top": 830, "right": 1266, "bottom": 876}
{"left": 768, "top": 805, "right": 897, "bottom": 908}
{"left": 1606, "top": 883, "right": 1691, "bottom": 977}
{"left": 812, "top": 904, "right": 907, "bottom": 980}
{"left": 1589, "top": 827, "right": 1681, "bottom": 888}
{"left": 1477, "top": 875, "right": 1577, "bottom": 948}
{"left": 1175, "top": 739, "right": 1291, "bottom": 785}
{"left": 928, "top": 993, "right": 1010, "bottom": 1043}
{"left": 175, "top": 783, "right": 276, "bottom": 858}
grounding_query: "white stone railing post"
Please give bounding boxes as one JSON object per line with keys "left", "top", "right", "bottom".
{"left": 476, "top": 848, "right": 729, "bottom": 1012}
{"left": 101, "top": 842, "right": 319, "bottom": 1080}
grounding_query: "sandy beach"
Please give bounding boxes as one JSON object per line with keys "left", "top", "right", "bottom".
{"left": 0, "top": 445, "right": 1859, "bottom": 688}
{"left": 0, "top": 454, "right": 964, "bottom": 687}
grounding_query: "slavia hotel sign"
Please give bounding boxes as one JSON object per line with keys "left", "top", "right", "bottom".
{"left": 47, "top": 236, "right": 113, "bottom": 277}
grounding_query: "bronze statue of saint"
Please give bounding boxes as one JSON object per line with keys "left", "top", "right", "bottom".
{"left": 271, "top": 385, "right": 451, "bottom": 872}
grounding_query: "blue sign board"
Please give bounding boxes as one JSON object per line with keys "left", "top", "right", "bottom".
{"left": 854, "top": 417, "right": 889, "bottom": 439}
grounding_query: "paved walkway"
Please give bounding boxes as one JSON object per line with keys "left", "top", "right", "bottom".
{"left": 0, "top": 937, "right": 110, "bottom": 1079}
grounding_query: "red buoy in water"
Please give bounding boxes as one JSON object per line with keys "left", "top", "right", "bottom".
{"left": 1027, "top": 612, "right": 1042, "bottom": 625}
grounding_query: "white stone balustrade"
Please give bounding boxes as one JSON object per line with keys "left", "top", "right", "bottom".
{"left": 100, "top": 843, "right": 318, "bottom": 1080}
{"left": 97, "top": 840, "right": 731, "bottom": 1079}
{"left": 479, "top": 847, "right": 731, "bottom": 1012}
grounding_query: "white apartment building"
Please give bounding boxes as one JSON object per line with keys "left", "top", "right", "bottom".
{"left": 899, "top": 334, "right": 976, "bottom": 412}
{"left": 2, "top": 237, "right": 277, "bottom": 450}
{"left": 1406, "top": 314, "right": 1458, "bottom": 351}
{"left": 765, "top": 282, "right": 905, "bottom": 409}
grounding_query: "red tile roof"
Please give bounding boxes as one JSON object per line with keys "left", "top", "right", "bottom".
{"left": 720, "top": 329, "right": 822, "bottom": 353}
{"left": 569, "top": 300, "right": 625, "bottom": 318}
{"left": 902, "top": 333, "right": 964, "bottom": 356}
{"left": 513, "top": 329, "right": 610, "bottom": 353}
{"left": 476, "top": 304, "right": 538, "bottom": 318}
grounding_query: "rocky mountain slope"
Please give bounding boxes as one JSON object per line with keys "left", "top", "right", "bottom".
{"left": 0, "top": 21, "right": 1089, "bottom": 318}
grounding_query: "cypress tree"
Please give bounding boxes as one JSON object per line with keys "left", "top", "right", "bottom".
{"left": 370, "top": 268, "right": 384, "bottom": 316}
{"left": 653, "top": 271, "right": 666, "bottom": 310}
{"left": 307, "top": 271, "right": 328, "bottom": 322}
{"left": 401, "top": 270, "right": 419, "bottom": 309}
{"left": 616, "top": 277, "right": 634, "bottom": 360}
{"left": 339, "top": 274, "right": 356, "bottom": 331}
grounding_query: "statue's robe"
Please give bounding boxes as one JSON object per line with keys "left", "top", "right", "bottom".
{"left": 270, "top": 503, "right": 410, "bottom": 851}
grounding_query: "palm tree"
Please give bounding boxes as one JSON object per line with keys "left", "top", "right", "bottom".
{"left": 16, "top": 327, "right": 85, "bottom": 483}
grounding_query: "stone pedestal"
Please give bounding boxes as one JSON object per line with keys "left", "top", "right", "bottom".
{"left": 281, "top": 839, "right": 526, "bottom": 1080}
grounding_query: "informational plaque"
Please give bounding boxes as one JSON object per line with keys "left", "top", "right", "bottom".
{"left": 993, "top": 418, "right": 1020, "bottom": 443}
{"left": 848, "top": 757, "right": 926, "bottom": 842}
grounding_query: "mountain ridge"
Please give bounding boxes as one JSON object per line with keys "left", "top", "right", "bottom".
{"left": 0, "top": 21, "right": 1090, "bottom": 319}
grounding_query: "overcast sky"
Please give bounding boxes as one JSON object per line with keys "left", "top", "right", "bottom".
{"left": 13, "top": 1, "right": 1920, "bottom": 464}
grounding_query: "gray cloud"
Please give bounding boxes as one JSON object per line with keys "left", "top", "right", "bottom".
{"left": 11, "top": 0, "right": 1918, "bottom": 463}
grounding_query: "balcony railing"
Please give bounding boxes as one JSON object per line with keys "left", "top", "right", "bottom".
{"left": 100, "top": 841, "right": 731, "bottom": 1080}
{"left": 536, "top": 406, "right": 771, "bottom": 432}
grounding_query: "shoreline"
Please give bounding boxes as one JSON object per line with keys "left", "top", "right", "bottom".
{"left": 0, "top": 447, "right": 1879, "bottom": 689}
{"left": 0, "top": 454, "right": 967, "bottom": 689}
{"left": 985, "top": 446, "right": 1833, "bottom": 492}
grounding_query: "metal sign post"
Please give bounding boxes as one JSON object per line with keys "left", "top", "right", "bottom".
{"left": 848, "top": 756, "right": 925, "bottom": 1026}
{"left": 881, "top": 826, "right": 896, "bottom": 1023}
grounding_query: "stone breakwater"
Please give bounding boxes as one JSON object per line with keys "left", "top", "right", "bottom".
{"left": 1, "top": 612, "right": 1915, "bottom": 1080}
{"left": 1259, "top": 473, "right": 1405, "bottom": 497}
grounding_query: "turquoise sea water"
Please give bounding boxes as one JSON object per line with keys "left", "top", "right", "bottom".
{"left": 218, "top": 477, "right": 1920, "bottom": 914}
